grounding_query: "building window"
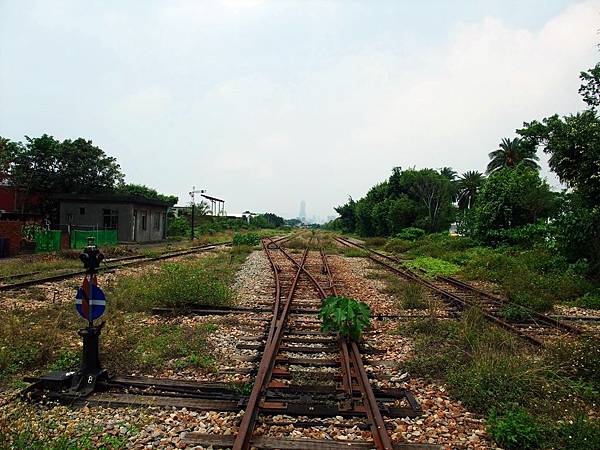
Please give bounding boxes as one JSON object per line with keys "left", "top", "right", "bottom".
{"left": 102, "top": 209, "right": 119, "bottom": 229}
{"left": 153, "top": 213, "right": 160, "bottom": 231}
{"left": 141, "top": 211, "right": 147, "bottom": 231}
{"left": 79, "top": 207, "right": 86, "bottom": 215}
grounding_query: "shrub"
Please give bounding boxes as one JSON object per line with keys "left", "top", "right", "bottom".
{"left": 167, "top": 216, "right": 189, "bottom": 237}
{"left": 319, "top": 296, "right": 371, "bottom": 341}
{"left": 549, "top": 336, "right": 600, "bottom": 389}
{"left": 384, "top": 238, "right": 414, "bottom": 254}
{"left": 487, "top": 407, "right": 544, "bottom": 450}
{"left": 499, "top": 304, "right": 531, "bottom": 321}
{"left": 232, "top": 232, "right": 260, "bottom": 246}
{"left": 575, "top": 291, "right": 600, "bottom": 310}
{"left": 395, "top": 227, "right": 425, "bottom": 241}
{"left": 447, "top": 352, "right": 546, "bottom": 413}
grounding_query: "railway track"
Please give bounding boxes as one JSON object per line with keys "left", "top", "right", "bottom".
{"left": 184, "top": 236, "right": 428, "bottom": 449}
{"left": 0, "top": 241, "right": 233, "bottom": 291}
{"left": 334, "top": 236, "right": 581, "bottom": 346}
{"left": 24, "top": 234, "right": 439, "bottom": 449}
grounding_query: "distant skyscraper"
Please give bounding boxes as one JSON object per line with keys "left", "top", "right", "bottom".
{"left": 299, "top": 200, "right": 306, "bottom": 222}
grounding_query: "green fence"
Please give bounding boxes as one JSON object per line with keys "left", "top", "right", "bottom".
{"left": 70, "top": 229, "right": 118, "bottom": 249}
{"left": 34, "top": 230, "right": 62, "bottom": 253}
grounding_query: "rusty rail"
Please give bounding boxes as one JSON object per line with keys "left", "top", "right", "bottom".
{"left": 232, "top": 244, "right": 309, "bottom": 450}
{"left": 334, "top": 235, "right": 581, "bottom": 346}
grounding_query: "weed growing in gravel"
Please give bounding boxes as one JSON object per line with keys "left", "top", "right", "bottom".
{"left": 111, "top": 248, "right": 250, "bottom": 310}
{"left": 487, "top": 407, "right": 544, "bottom": 450}
{"left": 319, "top": 296, "right": 370, "bottom": 341}
{"left": 399, "top": 282, "right": 427, "bottom": 310}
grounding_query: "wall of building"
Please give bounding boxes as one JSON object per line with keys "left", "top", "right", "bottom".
{"left": 131, "top": 205, "right": 166, "bottom": 242}
{"left": 60, "top": 201, "right": 133, "bottom": 241}
{"left": 0, "top": 221, "right": 22, "bottom": 256}
{"left": 59, "top": 201, "right": 166, "bottom": 243}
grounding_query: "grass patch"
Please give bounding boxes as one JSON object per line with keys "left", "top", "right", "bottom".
{"left": 404, "top": 256, "right": 459, "bottom": 278}
{"left": 0, "top": 256, "right": 80, "bottom": 279}
{"left": 401, "top": 307, "right": 600, "bottom": 450}
{"left": 574, "top": 290, "right": 600, "bottom": 310}
{"left": 111, "top": 248, "right": 250, "bottom": 310}
{"left": 342, "top": 248, "right": 369, "bottom": 258}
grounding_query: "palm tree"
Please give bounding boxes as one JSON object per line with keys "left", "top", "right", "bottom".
{"left": 457, "top": 170, "right": 484, "bottom": 209}
{"left": 439, "top": 166, "right": 457, "bottom": 181}
{"left": 486, "top": 137, "right": 540, "bottom": 174}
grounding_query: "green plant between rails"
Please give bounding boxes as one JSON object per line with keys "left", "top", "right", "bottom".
{"left": 318, "top": 296, "right": 371, "bottom": 341}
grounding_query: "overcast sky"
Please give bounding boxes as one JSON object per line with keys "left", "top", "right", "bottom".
{"left": 1, "top": 1, "right": 599, "bottom": 220}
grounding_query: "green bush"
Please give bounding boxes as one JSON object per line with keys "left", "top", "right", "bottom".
{"left": 447, "top": 352, "right": 545, "bottom": 413}
{"left": 575, "top": 291, "right": 600, "bottom": 309}
{"left": 167, "top": 216, "right": 190, "bottom": 237}
{"left": 395, "top": 227, "right": 425, "bottom": 241}
{"left": 319, "top": 296, "right": 370, "bottom": 341}
{"left": 384, "top": 238, "right": 414, "bottom": 254}
{"left": 487, "top": 407, "right": 544, "bottom": 450}
{"left": 232, "top": 232, "right": 260, "bottom": 246}
{"left": 499, "top": 304, "right": 531, "bottom": 321}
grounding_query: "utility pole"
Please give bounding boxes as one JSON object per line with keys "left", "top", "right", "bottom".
{"left": 189, "top": 186, "right": 205, "bottom": 241}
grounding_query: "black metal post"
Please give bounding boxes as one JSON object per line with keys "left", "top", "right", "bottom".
{"left": 191, "top": 201, "right": 195, "bottom": 241}
{"left": 70, "top": 238, "right": 107, "bottom": 396}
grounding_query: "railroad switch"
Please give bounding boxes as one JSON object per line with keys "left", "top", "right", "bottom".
{"left": 26, "top": 238, "right": 109, "bottom": 401}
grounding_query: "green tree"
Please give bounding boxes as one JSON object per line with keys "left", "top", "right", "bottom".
{"left": 117, "top": 183, "right": 178, "bottom": 204}
{"left": 439, "top": 166, "right": 458, "bottom": 181}
{"left": 0, "top": 137, "right": 17, "bottom": 183}
{"left": 334, "top": 197, "right": 357, "bottom": 232}
{"left": 517, "top": 63, "right": 600, "bottom": 271}
{"left": 487, "top": 137, "right": 540, "bottom": 174}
{"left": 471, "top": 165, "right": 555, "bottom": 243}
{"left": 9, "top": 134, "right": 124, "bottom": 195}
{"left": 457, "top": 170, "right": 485, "bottom": 210}
{"left": 579, "top": 62, "right": 600, "bottom": 109}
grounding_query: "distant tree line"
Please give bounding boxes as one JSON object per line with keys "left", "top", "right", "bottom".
{"left": 0, "top": 134, "right": 178, "bottom": 207}
{"left": 327, "top": 61, "right": 600, "bottom": 273}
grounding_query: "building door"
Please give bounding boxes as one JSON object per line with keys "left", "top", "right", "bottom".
{"left": 132, "top": 209, "right": 138, "bottom": 241}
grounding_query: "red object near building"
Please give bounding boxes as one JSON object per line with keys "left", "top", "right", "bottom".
{"left": 0, "top": 185, "right": 42, "bottom": 214}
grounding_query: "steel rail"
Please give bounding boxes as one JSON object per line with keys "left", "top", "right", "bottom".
{"left": 232, "top": 246, "right": 309, "bottom": 450}
{"left": 319, "top": 244, "right": 394, "bottom": 450}
{"left": 0, "top": 242, "right": 229, "bottom": 292}
{"left": 334, "top": 235, "right": 580, "bottom": 334}
{"left": 261, "top": 239, "right": 282, "bottom": 346}
{"left": 334, "top": 236, "right": 555, "bottom": 346}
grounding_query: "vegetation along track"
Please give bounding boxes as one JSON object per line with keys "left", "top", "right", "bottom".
{"left": 334, "top": 235, "right": 582, "bottom": 346}
{"left": 186, "top": 235, "right": 431, "bottom": 450}
{"left": 0, "top": 241, "right": 231, "bottom": 292}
